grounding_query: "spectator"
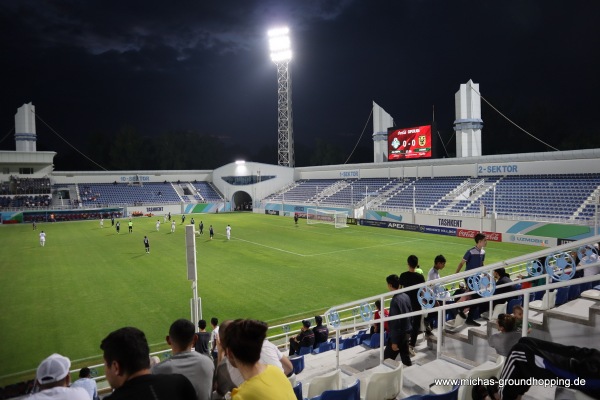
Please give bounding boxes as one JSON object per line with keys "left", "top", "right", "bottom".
{"left": 384, "top": 274, "right": 413, "bottom": 366}
{"left": 370, "top": 299, "right": 389, "bottom": 335}
{"left": 312, "top": 315, "right": 329, "bottom": 349}
{"left": 223, "top": 319, "right": 296, "bottom": 399}
{"left": 152, "top": 319, "right": 214, "bottom": 400}
{"left": 400, "top": 254, "right": 428, "bottom": 354}
{"left": 455, "top": 233, "right": 488, "bottom": 326}
{"left": 488, "top": 314, "right": 521, "bottom": 357}
{"left": 71, "top": 367, "right": 100, "bottom": 400}
{"left": 213, "top": 320, "right": 237, "bottom": 398}
{"left": 512, "top": 305, "right": 531, "bottom": 334}
{"left": 100, "top": 326, "right": 196, "bottom": 400}
{"left": 210, "top": 317, "right": 220, "bottom": 367}
{"left": 288, "top": 320, "right": 315, "bottom": 356}
{"left": 194, "top": 319, "right": 211, "bottom": 356}
{"left": 499, "top": 337, "right": 600, "bottom": 399}
{"left": 30, "top": 353, "right": 89, "bottom": 400}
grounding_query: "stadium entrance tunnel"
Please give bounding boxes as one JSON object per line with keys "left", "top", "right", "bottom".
{"left": 232, "top": 191, "right": 252, "bottom": 211}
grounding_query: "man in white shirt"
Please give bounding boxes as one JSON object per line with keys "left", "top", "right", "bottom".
{"left": 71, "top": 367, "right": 99, "bottom": 400}
{"left": 30, "top": 353, "right": 89, "bottom": 400}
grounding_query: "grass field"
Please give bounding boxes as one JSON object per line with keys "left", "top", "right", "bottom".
{"left": 0, "top": 212, "right": 537, "bottom": 385}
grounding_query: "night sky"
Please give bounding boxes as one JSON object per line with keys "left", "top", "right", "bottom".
{"left": 1, "top": 1, "right": 599, "bottom": 168}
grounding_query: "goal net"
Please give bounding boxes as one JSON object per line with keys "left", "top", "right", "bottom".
{"left": 306, "top": 208, "right": 349, "bottom": 228}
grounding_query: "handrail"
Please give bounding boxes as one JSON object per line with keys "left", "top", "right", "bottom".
{"left": 323, "top": 234, "right": 600, "bottom": 368}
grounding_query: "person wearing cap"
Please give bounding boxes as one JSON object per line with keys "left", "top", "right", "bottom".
{"left": 312, "top": 315, "right": 329, "bottom": 349}
{"left": 30, "top": 353, "right": 89, "bottom": 399}
{"left": 288, "top": 320, "right": 315, "bottom": 356}
{"left": 71, "top": 367, "right": 100, "bottom": 400}
{"left": 100, "top": 326, "right": 196, "bottom": 400}
{"left": 152, "top": 319, "right": 214, "bottom": 400}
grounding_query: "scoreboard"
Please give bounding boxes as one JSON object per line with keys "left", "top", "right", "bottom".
{"left": 388, "top": 124, "right": 433, "bottom": 161}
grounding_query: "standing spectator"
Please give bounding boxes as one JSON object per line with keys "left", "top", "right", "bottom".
{"left": 400, "top": 254, "right": 427, "bottom": 354}
{"left": 288, "top": 320, "right": 315, "bottom": 356}
{"left": 199, "top": 221, "right": 204, "bottom": 235}
{"left": 195, "top": 319, "right": 211, "bottom": 356}
{"left": 455, "top": 233, "right": 488, "bottom": 326}
{"left": 226, "top": 224, "right": 231, "bottom": 240}
{"left": 427, "top": 255, "right": 446, "bottom": 282}
{"left": 223, "top": 319, "right": 296, "bottom": 400}
{"left": 210, "top": 317, "right": 220, "bottom": 366}
{"left": 71, "top": 367, "right": 100, "bottom": 400}
{"left": 152, "top": 319, "right": 214, "bottom": 400}
{"left": 100, "top": 327, "right": 196, "bottom": 400}
{"left": 209, "top": 225, "right": 214, "bottom": 240}
{"left": 312, "top": 315, "right": 329, "bottom": 349}
{"left": 30, "top": 353, "right": 89, "bottom": 400}
{"left": 144, "top": 236, "right": 150, "bottom": 254}
{"left": 39, "top": 230, "right": 46, "bottom": 247}
{"left": 384, "top": 274, "right": 413, "bottom": 366}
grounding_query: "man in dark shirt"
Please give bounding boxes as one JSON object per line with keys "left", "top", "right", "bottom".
{"left": 101, "top": 326, "right": 196, "bottom": 400}
{"left": 312, "top": 315, "right": 329, "bottom": 349}
{"left": 194, "top": 319, "right": 211, "bottom": 356}
{"left": 288, "top": 320, "right": 315, "bottom": 356}
{"left": 384, "top": 274, "right": 413, "bottom": 366}
{"left": 455, "top": 233, "right": 488, "bottom": 326}
{"left": 399, "top": 255, "right": 426, "bottom": 354}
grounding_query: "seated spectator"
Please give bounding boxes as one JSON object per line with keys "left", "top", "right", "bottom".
{"left": 482, "top": 267, "right": 517, "bottom": 314}
{"left": 370, "top": 299, "right": 389, "bottom": 335}
{"left": 312, "top": 315, "right": 329, "bottom": 349}
{"left": 512, "top": 305, "right": 531, "bottom": 334}
{"left": 223, "top": 319, "right": 296, "bottom": 400}
{"left": 152, "top": 319, "right": 215, "bottom": 400}
{"left": 100, "top": 326, "right": 196, "bottom": 400}
{"left": 194, "top": 319, "right": 211, "bottom": 356}
{"left": 579, "top": 243, "right": 600, "bottom": 280}
{"left": 499, "top": 337, "right": 600, "bottom": 399}
{"left": 488, "top": 314, "right": 521, "bottom": 357}
{"left": 30, "top": 353, "right": 89, "bottom": 399}
{"left": 71, "top": 367, "right": 100, "bottom": 400}
{"left": 288, "top": 320, "right": 315, "bottom": 356}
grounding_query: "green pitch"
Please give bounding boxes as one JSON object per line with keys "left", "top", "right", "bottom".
{"left": 0, "top": 213, "right": 536, "bottom": 385}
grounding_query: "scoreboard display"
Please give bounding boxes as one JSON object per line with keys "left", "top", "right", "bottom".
{"left": 388, "top": 124, "right": 433, "bottom": 161}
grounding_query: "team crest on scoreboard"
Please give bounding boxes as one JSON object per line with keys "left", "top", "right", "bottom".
{"left": 418, "top": 135, "right": 426, "bottom": 146}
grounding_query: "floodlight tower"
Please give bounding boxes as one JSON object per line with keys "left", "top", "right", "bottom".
{"left": 268, "top": 27, "right": 295, "bottom": 167}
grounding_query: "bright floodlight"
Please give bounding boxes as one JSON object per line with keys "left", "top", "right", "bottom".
{"left": 235, "top": 160, "right": 246, "bottom": 165}
{"left": 268, "top": 27, "right": 292, "bottom": 62}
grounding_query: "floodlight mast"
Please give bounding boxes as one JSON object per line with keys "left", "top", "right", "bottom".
{"left": 268, "top": 27, "right": 295, "bottom": 168}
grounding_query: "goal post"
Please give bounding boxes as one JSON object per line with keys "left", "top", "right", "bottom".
{"left": 306, "top": 208, "right": 349, "bottom": 228}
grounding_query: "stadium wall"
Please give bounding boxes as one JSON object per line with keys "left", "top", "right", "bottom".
{"left": 51, "top": 170, "right": 212, "bottom": 184}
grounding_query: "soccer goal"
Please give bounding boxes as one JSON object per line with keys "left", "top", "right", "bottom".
{"left": 306, "top": 208, "right": 349, "bottom": 228}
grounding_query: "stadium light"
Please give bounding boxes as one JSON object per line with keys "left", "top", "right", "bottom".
{"left": 235, "top": 160, "right": 246, "bottom": 165}
{"left": 268, "top": 27, "right": 292, "bottom": 62}
{"left": 268, "top": 26, "right": 294, "bottom": 167}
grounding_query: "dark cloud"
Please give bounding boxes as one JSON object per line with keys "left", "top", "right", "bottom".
{"left": 1, "top": 0, "right": 599, "bottom": 167}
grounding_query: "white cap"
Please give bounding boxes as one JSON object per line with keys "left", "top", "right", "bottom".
{"left": 36, "top": 353, "right": 71, "bottom": 385}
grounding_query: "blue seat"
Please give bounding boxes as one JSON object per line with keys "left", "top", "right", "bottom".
{"left": 555, "top": 287, "right": 569, "bottom": 306}
{"left": 312, "top": 341, "right": 333, "bottom": 354}
{"left": 403, "top": 384, "right": 459, "bottom": 400}
{"left": 568, "top": 284, "right": 581, "bottom": 301}
{"left": 311, "top": 379, "right": 360, "bottom": 400}
{"left": 298, "top": 346, "right": 313, "bottom": 356}
{"left": 339, "top": 337, "right": 358, "bottom": 350}
{"left": 364, "top": 333, "right": 381, "bottom": 348}
{"left": 290, "top": 355, "right": 305, "bottom": 375}
{"left": 293, "top": 381, "right": 303, "bottom": 400}
{"left": 506, "top": 297, "right": 522, "bottom": 314}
